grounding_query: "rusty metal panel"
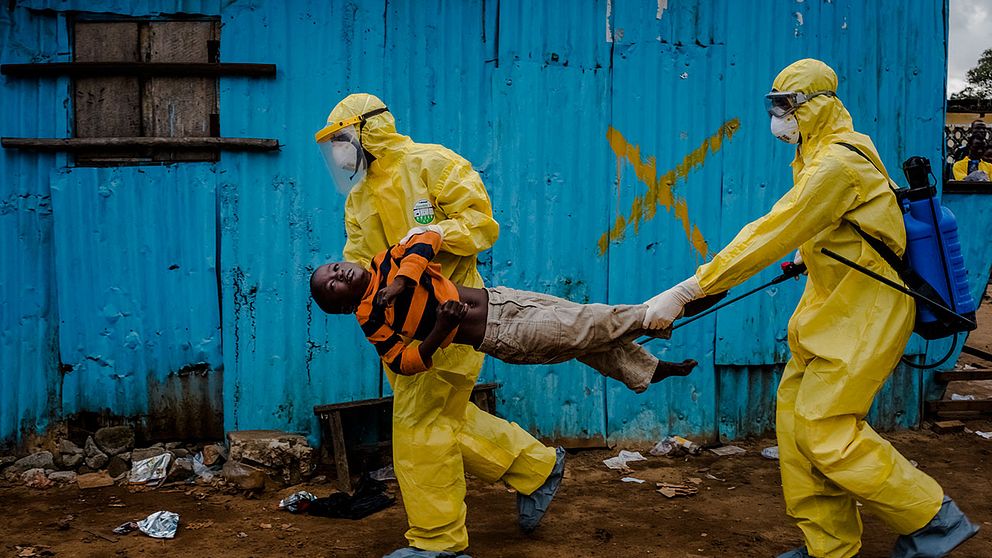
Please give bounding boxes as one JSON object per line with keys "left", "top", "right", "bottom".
{"left": 50, "top": 165, "right": 223, "bottom": 439}
{"left": 484, "top": 0, "right": 612, "bottom": 441}
{"left": 19, "top": 0, "right": 222, "bottom": 17}
{"left": 0, "top": 7, "right": 68, "bottom": 449}
{"left": 2, "top": 0, "right": 956, "bottom": 446}
{"left": 216, "top": 0, "right": 388, "bottom": 436}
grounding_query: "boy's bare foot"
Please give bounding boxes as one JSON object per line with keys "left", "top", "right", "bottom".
{"left": 652, "top": 358, "right": 697, "bottom": 383}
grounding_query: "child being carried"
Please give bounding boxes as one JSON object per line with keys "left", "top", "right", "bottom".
{"left": 310, "top": 231, "right": 696, "bottom": 393}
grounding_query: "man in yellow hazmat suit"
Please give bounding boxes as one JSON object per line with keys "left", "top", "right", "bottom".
{"left": 315, "top": 93, "right": 565, "bottom": 558}
{"left": 643, "top": 60, "right": 979, "bottom": 558}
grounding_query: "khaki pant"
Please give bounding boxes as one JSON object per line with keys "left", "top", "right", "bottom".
{"left": 478, "top": 287, "right": 658, "bottom": 393}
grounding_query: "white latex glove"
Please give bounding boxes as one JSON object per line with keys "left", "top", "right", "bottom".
{"left": 643, "top": 275, "right": 704, "bottom": 330}
{"left": 399, "top": 224, "right": 443, "bottom": 246}
{"left": 792, "top": 249, "right": 808, "bottom": 275}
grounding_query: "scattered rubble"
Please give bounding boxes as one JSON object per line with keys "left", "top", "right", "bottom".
{"left": 227, "top": 430, "right": 314, "bottom": 486}
{"left": 22, "top": 468, "right": 53, "bottom": 489}
{"left": 10, "top": 451, "right": 54, "bottom": 474}
{"left": 222, "top": 460, "right": 267, "bottom": 491}
{"left": 84, "top": 436, "right": 109, "bottom": 469}
{"left": 94, "top": 425, "right": 135, "bottom": 456}
{"left": 48, "top": 471, "right": 78, "bottom": 484}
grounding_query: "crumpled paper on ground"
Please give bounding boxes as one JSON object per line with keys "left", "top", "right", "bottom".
{"left": 603, "top": 450, "right": 646, "bottom": 470}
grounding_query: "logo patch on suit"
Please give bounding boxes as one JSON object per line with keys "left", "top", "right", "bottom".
{"left": 413, "top": 199, "right": 435, "bottom": 225}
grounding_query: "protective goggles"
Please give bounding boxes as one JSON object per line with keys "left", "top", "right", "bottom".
{"left": 764, "top": 90, "right": 836, "bottom": 117}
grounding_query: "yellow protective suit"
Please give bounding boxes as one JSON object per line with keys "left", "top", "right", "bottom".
{"left": 951, "top": 156, "right": 992, "bottom": 180}
{"left": 695, "top": 60, "right": 943, "bottom": 558}
{"left": 330, "top": 93, "right": 556, "bottom": 553}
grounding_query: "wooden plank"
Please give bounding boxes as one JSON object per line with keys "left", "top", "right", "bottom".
{"left": 313, "top": 383, "right": 500, "bottom": 415}
{"left": 1, "top": 62, "right": 277, "bottom": 78}
{"left": 962, "top": 345, "right": 992, "bottom": 364}
{"left": 328, "top": 411, "right": 352, "bottom": 493}
{"left": 1, "top": 137, "right": 279, "bottom": 151}
{"left": 142, "top": 21, "right": 218, "bottom": 162}
{"left": 926, "top": 399, "right": 992, "bottom": 418}
{"left": 931, "top": 420, "right": 966, "bottom": 434}
{"left": 933, "top": 369, "right": 992, "bottom": 382}
{"left": 73, "top": 22, "right": 143, "bottom": 163}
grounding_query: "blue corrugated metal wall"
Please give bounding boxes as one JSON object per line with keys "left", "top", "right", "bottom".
{"left": 1, "top": 0, "right": 958, "bottom": 448}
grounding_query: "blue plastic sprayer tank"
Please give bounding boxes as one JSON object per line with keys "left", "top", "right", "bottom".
{"left": 901, "top": 177, "right": 977, "bottom": 330}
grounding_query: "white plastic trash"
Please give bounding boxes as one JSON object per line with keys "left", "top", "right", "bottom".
{"left": 129, "top": 453, "right": 172, "bottom": 486}
{"left": 603, "top": 450, "right": 646, "bottom": 470}
{"left": 761, "top": 446, "right": 779, "bottom": 460}
{"left": 137, "top": 511, "right": 179, "bottom": 539}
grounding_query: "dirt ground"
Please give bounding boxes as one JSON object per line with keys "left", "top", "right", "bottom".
{"left": 6, "top": 291, "right": 992, "bottom": 558}
{"left": 2, "top": 427, "right": 992, "bottom": 558}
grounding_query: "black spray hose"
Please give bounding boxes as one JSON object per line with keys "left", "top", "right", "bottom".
{"left": 638, "top": 262, "right": 807, "bottom": 346}
{"left": 900, "top": 334, "right": 959, "bottom": 370}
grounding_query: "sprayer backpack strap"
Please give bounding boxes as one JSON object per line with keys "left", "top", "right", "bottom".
{"left": 834, "top": 142, "right": 953, "bottom": 312}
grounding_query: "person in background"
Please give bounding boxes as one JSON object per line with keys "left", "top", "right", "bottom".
{"left": 952, "top": 136, "right": 991, "bottom": 181}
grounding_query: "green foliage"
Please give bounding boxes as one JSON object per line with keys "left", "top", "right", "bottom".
{"left": 952, "top": 48, "right": 992, "bottom": 100}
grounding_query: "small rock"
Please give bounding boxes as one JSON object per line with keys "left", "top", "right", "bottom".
{"left": 222, "top": 460, "right": 266, "bottom": 491}
{"left": 56, "top": 514, "right": 74, "bottom": 530}
{"left": 61, "top": 453, "right": 84, "bottom": 470}
{"left": 173, "top": 448, "right": 190, "bottom": 459}
{"left": 83, "top": 437, "right": 109, "bottom": 469}
{"left": 23, "top": 468, "right": 53, "bottom": 489}
{"left": 77, "top": 465, "right": 96, "bottom": 475}
{"left": 165, "top": 442, "right": 182, "bottom": 450}
{"left": 0, "top": 455, "right": 17, "bottom": 471}
{"left": 201, "top": 443, "right": 226, "bottom": 466}
{"left": 107, "top": 455, "right": 130, "bottom": 478}
{"left": 86, "top": 452, "right": 108, "bottom": 470}
{"left": 84, "top": 436, "right": 101, "bottom": 458}
{"left": 10, "top": 451, "right": 54, "bottom": 474}
{"left": 310, "top": 475, "right": 327, "bottom": 484}
{"left": 168, "top": 458, "right": 193, "bottom": 482}
{"left": 48, "top": 471, "right": 77, "bottom": 484}
{"left": 131, "top": 447, "right": 166, "bottom": 463}
{"left": 58, "top": 439, "right": 83, "bottom": 455}
{"left": 151, "top": 442, "right": 165, "bottom": 449}
{"left": 94, "top": 426, "right": 135, "bottom": 456}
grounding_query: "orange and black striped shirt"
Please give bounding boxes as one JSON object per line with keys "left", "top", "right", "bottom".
{"left": 356, "top": 231, "right": 460, "bottom": 375}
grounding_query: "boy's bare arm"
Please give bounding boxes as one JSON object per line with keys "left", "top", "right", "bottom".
{"left": 375, "top": 275, "right": 414, "bottom": 308}
{"left": 416, "top": 301, "right": 467, "bottom": 366}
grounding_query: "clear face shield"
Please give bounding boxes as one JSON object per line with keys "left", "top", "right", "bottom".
{"left": 318, "top": 125, "right": 368, "bottom": 194}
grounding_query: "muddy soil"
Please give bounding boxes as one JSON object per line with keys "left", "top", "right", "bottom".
{"left": 3, "top": 427, "right": 991, "bottom": 558}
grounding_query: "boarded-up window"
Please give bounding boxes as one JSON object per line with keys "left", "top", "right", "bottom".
{"left": 73, "top": 19, "right": 220, "bottom": 165}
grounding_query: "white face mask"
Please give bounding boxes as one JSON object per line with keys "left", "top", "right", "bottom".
{"left": 770, "top": 114, "right": 800, "bottom": 144}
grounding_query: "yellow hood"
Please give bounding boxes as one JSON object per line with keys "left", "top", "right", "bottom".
{"left": 325, "top": 93, "right": 411, "bottom": 159}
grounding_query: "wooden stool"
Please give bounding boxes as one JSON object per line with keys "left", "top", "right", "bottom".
{"left": 313, "top": 382, "right": 498, "bottom": 492}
